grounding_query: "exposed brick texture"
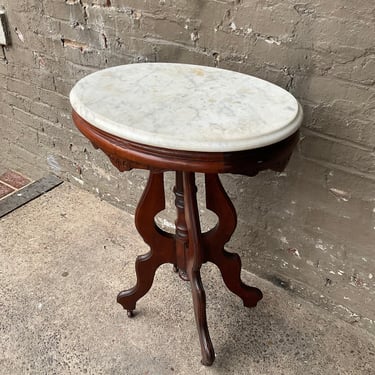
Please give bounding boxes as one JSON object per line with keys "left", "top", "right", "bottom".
{"left": 0, "top": 181, "right": 14, "bottom": 198}
{"left": 0, "top": 170, "right": 31, "bottom": 188}
{"left": 0, "top": 1, "right": 374, "bottom": 333}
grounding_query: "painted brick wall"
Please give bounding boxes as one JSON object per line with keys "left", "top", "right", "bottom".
{"left": 0, "top": 1, "right": 374, "bottom": 333}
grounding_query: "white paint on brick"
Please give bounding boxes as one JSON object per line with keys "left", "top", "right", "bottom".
{"left": 315, "top": 243, "right": 327, "bottom": 252}
{"left": 190, "top": 31, "right": 199, "bottom": 42}
{"left": 47, "top": 155, "right": 61, "bottom": 174}
{"left": 14, "top": 27, "right": 24, "bottom": 42}
{"left": 280, "top": 236, "right": 288, "bottom": 244}
{"left": 329, "top": 188, "right": 350, "bottom": 201}
{"left": 264, "top": 37, "right": 281, "bottom": 45}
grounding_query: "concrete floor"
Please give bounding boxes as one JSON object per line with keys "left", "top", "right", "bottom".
{"left": 1, "top": 182, "right": 374, "bottom": 375}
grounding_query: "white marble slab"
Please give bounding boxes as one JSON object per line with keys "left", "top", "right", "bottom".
{"left": 70, "top": 63, "right": 303, "bottom": 152}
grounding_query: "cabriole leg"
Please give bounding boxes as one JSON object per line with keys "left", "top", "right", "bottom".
{"left": 203, "top": 174, "right": 263, "bottom": 307}
{"left": 117, "top": 172, "right": 175, "bottom": 314}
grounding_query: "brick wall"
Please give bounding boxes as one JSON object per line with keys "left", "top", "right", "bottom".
{"left": 0, "top": 1, "right": 374, "bottom": 333}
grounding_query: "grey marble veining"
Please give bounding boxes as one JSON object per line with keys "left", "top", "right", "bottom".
{"left": 70, "top": 63, "right": 303, "bottom": 152}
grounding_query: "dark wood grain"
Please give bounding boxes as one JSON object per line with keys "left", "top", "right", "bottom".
{"left": 204, "top": 174, "right": 263, "bottom": 307}
{"left": 72, "top": 110, "right": 298, "bottom": 176}
{"left": 117, "top": 172, "right": 175, "bottom": 313}
{"left": 72, "top": 109, "right": 299, "bottom": 366}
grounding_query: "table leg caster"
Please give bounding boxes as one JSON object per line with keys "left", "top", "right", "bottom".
{"left": 127, "top": 310, "right": 134, "bottom": 318}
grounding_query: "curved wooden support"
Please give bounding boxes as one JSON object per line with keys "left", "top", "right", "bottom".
{"left": 134, "top": 172, "right": 171, "bottom": 244}
{"left": 203, "top": 174, "right": 263, "bottom": 307}
{"left": 72, "top": 108, "right": 299, "bottom": 366}
{"left": 204, "top": 174, "right": 237, "bottom": 245}
{"left": 183, "top": 172, "right": 215, "bottom": 366}
{"left": 117, "top": 172, "right": 175, "bottom": 312}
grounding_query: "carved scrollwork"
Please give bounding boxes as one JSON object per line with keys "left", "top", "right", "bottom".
{"left": 107, "top": 154, "right": 166, "bottom": 173}
{"left": 108, "top": 154, "right": 136, "bottom": 172}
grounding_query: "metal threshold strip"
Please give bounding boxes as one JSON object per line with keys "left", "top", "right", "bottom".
{"left": 0, "top": 174, "right": 63, "bottom": 218}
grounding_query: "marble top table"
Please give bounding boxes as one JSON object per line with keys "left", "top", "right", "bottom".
{"left": 70, "top": 63, "right": 302, "bottom": 152}
{"left": 70, "top": 63, "right": 303, "bottom": 366}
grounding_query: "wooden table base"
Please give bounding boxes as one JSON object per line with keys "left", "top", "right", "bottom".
{"left": 72, "top": 111, "right": 299, "bottom": 366}
{"left": 117, "top": 171, "right": 263, "bottom": 366}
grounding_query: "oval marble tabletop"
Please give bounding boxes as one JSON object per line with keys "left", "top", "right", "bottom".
{"left": 70, "top": 63, "right": 303, "bottom": 152}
